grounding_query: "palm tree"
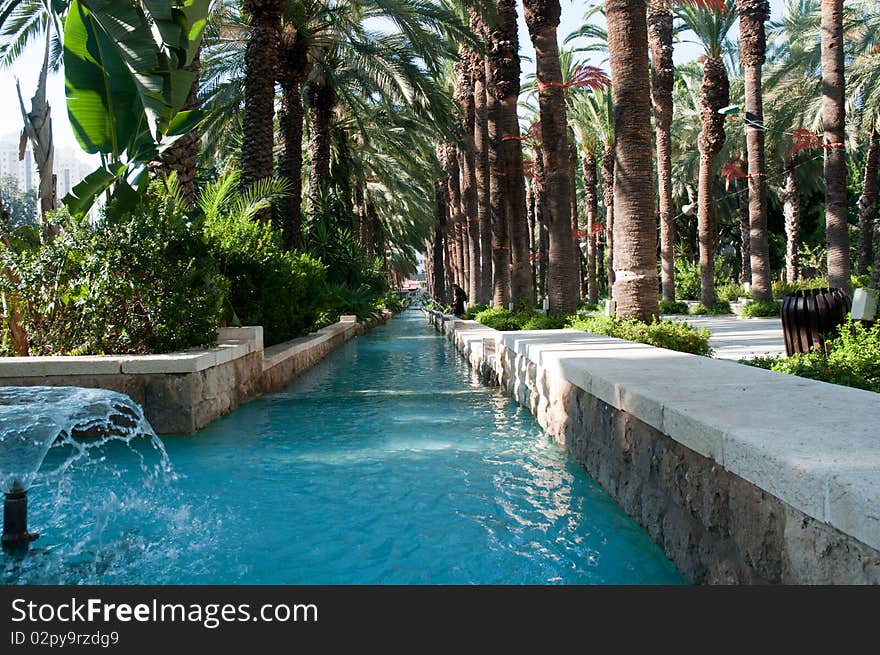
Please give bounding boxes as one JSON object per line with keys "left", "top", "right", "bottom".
{"left": 471, "top": 10, "right": 493, "bottom": 304}
{"left": 606, "top": 0, "right": 659, "bottom": 321}
{"left": 484, "top": 0, "right": 532, "bottom": 309}
{"left": 240, "top": 0, "right": 283, "bottom": 203}
{"left": 649, "top": 0, "right": 676, "bottom": 301}
{"left": 676, "top": 0, "right": 736, "bottom": 307}
{"left": 737, "top": 0, "right": 772, "bottom": 301}
{"left": 454, "top": 49, "right": 481, "bottom": 303}
{"left": 821, "top": 0, "right": 849, "bottom": 292}
{"left": 523, "top": 0, "right": 578, "bottom": 314}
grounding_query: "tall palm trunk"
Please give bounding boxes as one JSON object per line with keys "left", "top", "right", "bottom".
{"left": 487, "top": 0, "right": 532, "bottom": 309}
{"left": 821, "top": 0, "right": 850, "bottom": 292}
{"left": 307, "top": 81, "right": 336, "bottom": 219}
{"left": 583, "top": 150, "right": 599, "bottom": 303}
{"left": 738, "top": 0, "right": 772, "bottom": 301}
{"left": 534, "top": 148, "right": 549, "bottom": 297}
{"left": 524, "top": 0, "right": 577, "bottom": 314}
{"left": 241, "top": 0, "right": 282, "bottom": 201}
{"left": 527, "top": 183, "right": 537, "bottom": 290}
{"left": 648, "top": 0, "right": 675, "bottom": 301}
{"left": 783, "top": 155, "right": 801, "bottom": 282}
{"left": 696, "top": 55, "right": 729, "bottom": 307}
{"left": 738, "top": 174, "right": 751, "bottom": 283}
{"left": 568, "top": 134, "right": 585, "bottom": 300}
{"left": 606, "top": 0, "right": 659, "bottom": 321}
{"left": 857, "top": 129, "right": 879, "bottom": 275}
{"left": 471, "top": 11, "right": 493, "bottom": 305}
{"left": 278, "top": 28, "right": 311, "bottom": 249}
{"left": 484, "top": 46, "right": 509, "bottom": 307}
{"left": 161, "top": 49, "right": 201, "bottom": 206}
{"left": 17, "top": 26, "right": 55, "bottom": 219}
{"left": 433, "top": 179, "right": 448, "bottom": 303}
{"left": 455, "top": 53, "right": 481, "bottom": 303}
{"left": 602, "top": 144, "right": 615, "bottom": 299}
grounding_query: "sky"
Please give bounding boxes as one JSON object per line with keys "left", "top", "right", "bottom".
{"left": 0, "top": 0, "right": 787, "bottom": 157}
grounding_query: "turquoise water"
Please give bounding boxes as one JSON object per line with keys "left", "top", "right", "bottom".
{"left": 3, "top": 310, "right": 684, "bottom": 584}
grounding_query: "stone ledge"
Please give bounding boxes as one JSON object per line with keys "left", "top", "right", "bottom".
{"left": 433, "top": 313, "right": 880, "bottom": 555}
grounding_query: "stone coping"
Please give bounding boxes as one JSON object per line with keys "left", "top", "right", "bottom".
{"left": 262, "top": 321, "right": 360, "bottom": 371}
{"left": 438, "top": 314, "right": 880, "bottom": 553}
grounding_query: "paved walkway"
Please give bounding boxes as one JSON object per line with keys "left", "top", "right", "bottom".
{"left": 664, "top": 315, "right": 785, "bottom": 361}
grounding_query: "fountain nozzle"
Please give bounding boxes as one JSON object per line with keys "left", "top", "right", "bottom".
{"left": 2, "top": 480, "right": 39, "bottom": 553}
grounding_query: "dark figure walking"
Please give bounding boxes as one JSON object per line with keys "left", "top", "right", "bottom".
{"left": 452, "top": 284, "right": 468, "bottom": 317}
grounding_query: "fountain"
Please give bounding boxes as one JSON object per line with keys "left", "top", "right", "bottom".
{"left": 0, "top": 386, "right": 162, "bottom": 554}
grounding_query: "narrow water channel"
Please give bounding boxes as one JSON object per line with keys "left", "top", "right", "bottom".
{"left": 5, "top": 310, "right": 684, "bottom": 584}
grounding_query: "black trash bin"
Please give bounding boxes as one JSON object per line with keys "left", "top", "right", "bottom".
{"left": 780, "top": 288, "right": 850, "bottom": 356}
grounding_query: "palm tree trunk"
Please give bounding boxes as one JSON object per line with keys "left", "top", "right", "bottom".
{"left": 697, "top": 55, "right": 729, "bottom": 307}
{"left": 455, "top": 53, "right": 481, "bottom": 303}
{"left": 484, "top": 52, "right": 510, "bottom": 308}
{"left": 738, "top": 0, "right": 772, "bottom": 301}
{"left": 583, "top": 151, "right": 599, "bottom": 303}
{"left": 649, "top": 0, "right": 675, "bottom": 302}
{"left": 568, "top": 133, "right": 585, "bottom": 300}
{"left": 534, "top": 148, "right": 549, "bottom": 298}
{"left": 160, "top": 49, "right": 201, "bottom": 206}
{"left": 307, "top": 81, "right": 335, "bottom": 219}
{"left": 241, "top": 0, "right": 282, "bottom": 202}
{"left": 487, "top": 0, "right": 531, "bottom": 309}
{"left": 523, "top": 0, "right": 577, "bottom": 314}
{"left": 602, "top": 144, "right": 615, "bottom": 300}
{"left": 278, "top": 29, "right": 311, "bottom": 249}
{"left": 783, "top": 155, "right": 801, "bottom": 282}
{"left": 857, "top": 129, "right": 879, "bottom": 275}
{"left": 471, "top": 11, "right": 493, "bottom": 305}
{"left": 527, "top": 183, "right": 537, "bottom": 291}
{"left": 433, "top": 180, "right": 448, "bottom": 303}
{"left": 821, "top": 0, "right": 850, "bottom": 292}
{"left": 16, "top": 26, "right": 55, "bottom": 221}
{"left": 738, "top": 176, "right": 751, "bottom": 283}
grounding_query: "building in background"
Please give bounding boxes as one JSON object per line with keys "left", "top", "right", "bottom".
{"left": 0, "top": 133, "right": 93, "bottom": 198}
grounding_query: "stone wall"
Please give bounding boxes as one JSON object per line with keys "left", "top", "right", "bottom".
{"left": 428, "top": 311, "right": 880, "bottom": 584}
{"left": 0, "top": 315, "right": 389, "bottom": 435}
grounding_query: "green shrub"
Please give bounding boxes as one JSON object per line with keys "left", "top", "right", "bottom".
{"left": 690, "top": 301, "right": 732, "bottom": 315}
{"left": 566, "top": 315, "right": 712, "bottom": 356}
{"left": 577, "top": 300, "right": 600, "bottom": 312}
{"left": 204, "top": 209, "right": 327, "bottom": 346}
{"left": 740, "top": 319, "right": 880, "bottom": 393}
{"left": 521, "top": 313, "right": 569, "bottom": 330}
{"left": 473, "top": 307, "right": 523, "bottom": 331}
{"left": 740, "top": 299, "right": 781, "bottom": 318}
{"left": 658, "top": 299, "right": 690, "bottom": 315}
{"left": 673, "top": 258, "right": 702, "bottom": 300}
{"left": 1, "top": 193, "right": 226, "bottom": 355}
{"left": 462, "top": 303, "right": 489, "bottom": 320}
{"left": 375, "top": 291, "right": 403, "bottom": 314}
{"left": 716, "top": 283, "right": 747, "bottom": 302}
{"left": 772, "top": 277, "right": 828, "bottom": 299}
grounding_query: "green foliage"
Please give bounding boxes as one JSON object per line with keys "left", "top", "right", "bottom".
{"left": 521, "top": 314, "right": 569, "bottom": 330}
{"left": 375, "top": 291, "right": 403, "bottom": 314}
{"left": 772, "top": 277, "right": 829, "bottom": 298}
{"left": 577, "top": 300, "right": 600, "bottom": 312}
{"left": 740, "top": 299, "right": 781, "bottom": 317}
{"left": 461, "top": 303, "right": 489, "bottom": 320}
{"left": 673, "top": 258, "right": 702, "bottom": 300}
{"left": 566, "top": 315, "right": 712, "bottom": 356}
{"left": 0, "top": 175, "right": 38, "bottom": 227}
{"left": 716, "top": 282, "right": 747, "bottom": 302}
{"left": 202, "top": 184, "right": 327, "bottom": 346}
{"left": 741, "top": 319, "right": 880, "bottom": 393}
{"left": 473, "top": 307, "right": 525, "bottom": 331}
{"left": 1, "top": 192, "right": 226, "bottom": 355}
{"left": 658, "top": 299, "right": 690, "bottom": 315}
{"left": 690, "top": 301, "right": 732, "bottom": 315}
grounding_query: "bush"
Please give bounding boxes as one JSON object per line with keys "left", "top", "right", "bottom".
{"left": 375, "top": 291, "right": 403, "bottom": 314}
{"left": 566, "top": 315, "right": 712, "bottom": 356}
{"left": 462, "top": 303, "right": 489, "bottom": 320}
{"left": 521, "top": 313, "right": 569, "bottom": 330}
{"left": 690, "top": 301, "right": 732, "bottom": 315}
{"left": 577, "top": 300, "right": 600, "bottom": 312}
{"left": 740, "top": 319, "right": 880, "bottom": 393}
{"left": 204, "top": 210, "right": 327, "bottom": 346}
{"left": 740, "top": 299, "right": 781, "bottom": 318}
{"left": 473, "top": 307, "right": 526, "bottom": 331}
{"left": 673, "top": 258, "right": 702, "bottom": 300}
{"left": 772, "top": 277, "right": 828, "bottom": 299}
{"left": 658, "top": 299, "right": 689, "bottom": 315}
{"left": 717, "top": 283, "right": 747, "bottom": 302}
{"left": 1, "top": 192, "right": 226, "bottom": 355}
